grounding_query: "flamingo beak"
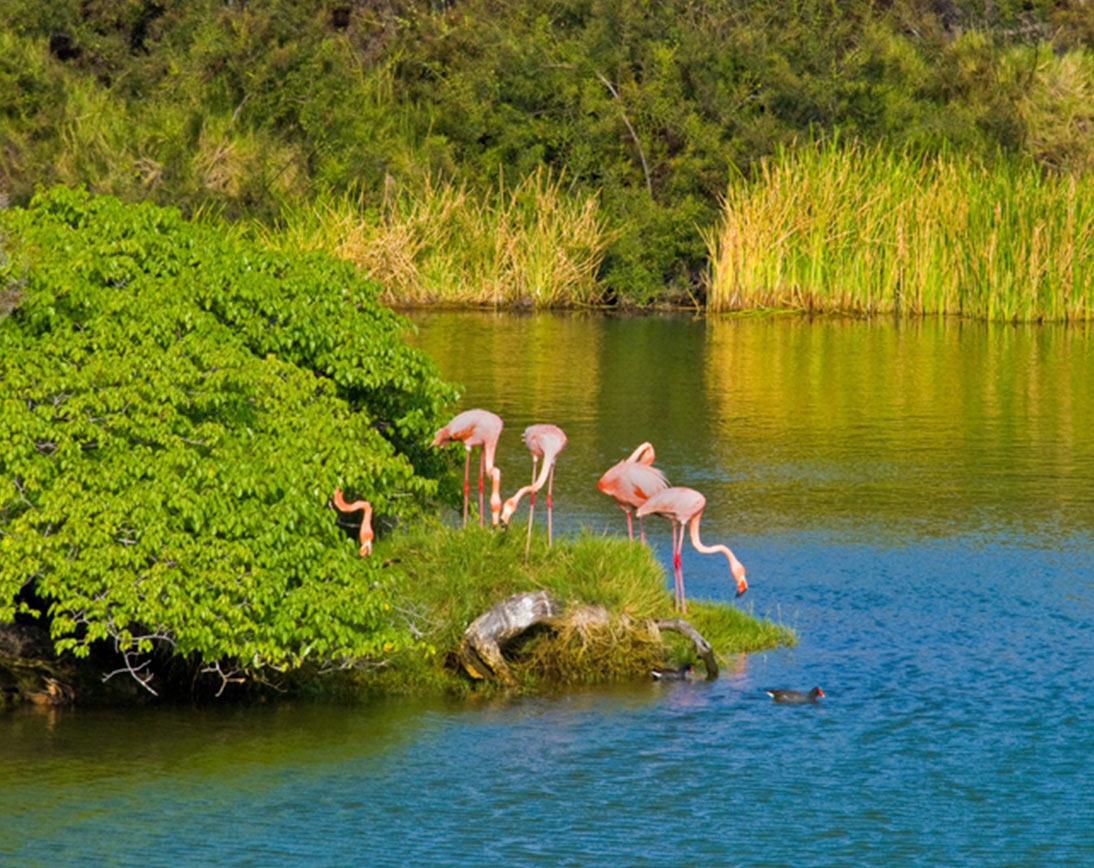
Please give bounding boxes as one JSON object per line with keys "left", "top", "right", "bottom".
{"left": 735, "top": 582, "right": 748, "bottom": 598}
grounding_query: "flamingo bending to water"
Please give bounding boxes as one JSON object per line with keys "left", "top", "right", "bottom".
{"left": 431, "top": 409, "right": 503, "bottom": 527}
{"left": 501, "top": 424, "right": 567, "bottom": 551}
{"left": 596, "top": 442, "right": 669, "bottom": 541}
{"left": 331, "top": 487, "right": 374, "bottom": 556}
{"left": 635, "top": 486, "right": 748, "bottom": 613}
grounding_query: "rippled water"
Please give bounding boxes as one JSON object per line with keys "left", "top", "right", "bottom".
{"left": 2, "top": 314, "right": 1091, "bottom": 866}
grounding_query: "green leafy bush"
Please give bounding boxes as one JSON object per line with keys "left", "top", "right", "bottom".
{"left": 0, "top": 187, "right": 457, "bottom": 695}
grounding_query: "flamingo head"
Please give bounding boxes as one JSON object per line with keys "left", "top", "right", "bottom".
{"left": 359, "top": 539, "right": 373, "bottom": 557}
{"left": 429, "top": 428, "right": 448, "bottom": 448}
{"left": 732, "top": 560, "right": 748, "bottom": 598}
{"left": 500, "top": 496, "right": 519, "bottom": 526}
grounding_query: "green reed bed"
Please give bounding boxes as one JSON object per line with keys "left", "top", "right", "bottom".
{"left": 704, "top": 141, "right": 1094, "bottom": 321}
{"left": 260, "top": 168, "right": 613, "bottom": 308}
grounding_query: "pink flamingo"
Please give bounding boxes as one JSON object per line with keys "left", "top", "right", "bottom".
{"left": 636, "top": 486, "right": 748, "bottom": 613}
{"left": 430, "top": 409, "right": 504, "bottom": 527}
{"left": 501, "top": 424, "right": 567, "bottom": 551}
{"left": 331, "top": 487, "right": 374, "bottom": 556}
{"left": 596, "top": 442, "right": 669, "bottom": 542}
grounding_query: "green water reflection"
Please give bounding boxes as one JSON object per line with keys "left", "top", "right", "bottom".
{"left": 407, "top": 312, "right": 1094, "bottom": 544}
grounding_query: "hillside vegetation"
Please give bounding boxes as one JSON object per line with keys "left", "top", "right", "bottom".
{"left": 2, "top": 1, "right": 1093, "bottom": 308}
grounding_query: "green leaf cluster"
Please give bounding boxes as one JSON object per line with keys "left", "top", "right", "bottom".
{"left": 0, "top": 186, "right": 457, "bottom": 693}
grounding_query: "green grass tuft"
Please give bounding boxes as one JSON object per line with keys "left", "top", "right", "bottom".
{"left": 257, "top": 169, "right": 614, "bottom": 308}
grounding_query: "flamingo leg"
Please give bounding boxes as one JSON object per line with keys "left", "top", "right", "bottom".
{"left": 525, "top": 455, "right": 539, "bottom": 555}
{"left": 478, "top": 450, "right": 486, "bottom": 528}
{"left": 546, "top": 464, "right": 555, "bottom": 546}
{"left": 673, "top": 520, "right": 687, "bottom": 614}
{"left": 623, "top": 507, "right": 634, "bottom": 540}
{"left": 639, "top": 515, "right": 647, "bottom": 544}
{"left": 463, "top": 447, "right": 472, "bottom": 527}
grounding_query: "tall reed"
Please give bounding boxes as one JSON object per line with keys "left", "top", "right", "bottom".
{"left": 263, "top": 169, "right": 613, "bottom": 308}
{"left": 704, "top": 140, "right": 1094, "bottom": 321}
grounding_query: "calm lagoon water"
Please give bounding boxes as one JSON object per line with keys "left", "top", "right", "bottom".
{"left": 2, "top": 314, "right": 1091, "bottom": 866}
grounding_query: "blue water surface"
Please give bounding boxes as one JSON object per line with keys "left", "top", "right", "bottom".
{"left": 2, "top": 315, "right": 1091, "bottom": 866}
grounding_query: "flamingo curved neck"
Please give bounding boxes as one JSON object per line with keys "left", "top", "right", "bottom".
{"left": 332, "top": 488, "right": 374, "bottom": 556}
{"left": 689, "top": 517, "right": 738, "bottom": 566}
{"left": 358, "top": 504, "right": 374, "bottom": 555}
{"left": 502, "top": 481, "right": 536, "bottom": 522}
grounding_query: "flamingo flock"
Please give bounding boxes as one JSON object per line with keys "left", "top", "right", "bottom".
{"left": 426, "top": 408, "right": 747, "bottom": 613}
{"left": 327, "top": 408, "right": 819, "bottom": 697}
{"left": 331, "top": 407, "right": 749, "bottom": 613}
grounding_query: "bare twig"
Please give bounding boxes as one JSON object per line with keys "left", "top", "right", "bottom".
{"left": 102, "top": 653, "right": 159, "bottom": 696}
{"left": 596, "top": 72, "right": 654, "bottom": 198}
{"left": 201, "top": 659, "right": 247, "bottom": 698}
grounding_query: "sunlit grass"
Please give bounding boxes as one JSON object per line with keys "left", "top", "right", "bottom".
{"left": 704, "top": 139, "right": 1094, "bottom": 322}
{"left": 344, "top": 523, "right": 794, "bottom": 695}
{"left": 259, "top": 169, "right": 614, "bottom": 308}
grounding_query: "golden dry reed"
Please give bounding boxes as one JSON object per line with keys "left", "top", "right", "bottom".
{"left": 704, "top": 140, "right": 1094, "bottom": 322}
{"left": 264, "top": 168, "right": 613, "bottom": 308}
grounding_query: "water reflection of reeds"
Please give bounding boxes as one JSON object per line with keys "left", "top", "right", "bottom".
{"left": 410, "top": 312, "right": 1094, "bottom": 544}
{"left": 703, "top": 317, "right": 1094, "bottom": 540}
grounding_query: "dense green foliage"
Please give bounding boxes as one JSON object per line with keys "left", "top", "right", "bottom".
{"left": 0, "top": 187, "right": 457, "bottom": 695}
{"left": 2, "top": 1, "right": 1092, "bottom": 302}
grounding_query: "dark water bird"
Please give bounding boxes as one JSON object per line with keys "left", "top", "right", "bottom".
{"left": 766, "top": 686, "right": 825, "bottom": 704}
{"left": 652, "top": 663, "right": 696, "bottom": 681}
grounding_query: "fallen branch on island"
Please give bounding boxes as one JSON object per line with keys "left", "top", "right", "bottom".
{"left": 459, "top": 590, "right": 566, "bottom": 684}
{"left": 458, "top": 591, "right": 721, "bottom": 684}
{"left": 653, "top": 618, "right": 718, "bottom": 681}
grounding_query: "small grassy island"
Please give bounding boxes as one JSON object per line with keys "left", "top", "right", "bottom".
{"left": 0, "top": 189, "right": 791, "bottom": 707}
{"left": 342, "top": 524, "right": 793, "bottom": 698}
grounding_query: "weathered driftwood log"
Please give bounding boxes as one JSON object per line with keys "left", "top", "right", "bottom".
{"left": 458, "top": 590, "right": 722, "bottom": 686}
{"left": 459, "top": 590, "right": 566, "bottom": 684}
{"left": 655, "top": 618, "right": 719, "bottom": 681}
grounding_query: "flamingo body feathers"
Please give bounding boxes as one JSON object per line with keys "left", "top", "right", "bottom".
{"left": 431, "top": 409, "right": 504, "bottom": 526}
{"left": 596, "top": 442, "right": 670, "bottom": 541}
{"left": 636, "top": 485, "right": 748, "bottom": 611}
